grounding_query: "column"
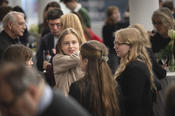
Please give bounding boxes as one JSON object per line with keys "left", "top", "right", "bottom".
{"left": 129, "top": 0, "right": 159, "bottom": 30}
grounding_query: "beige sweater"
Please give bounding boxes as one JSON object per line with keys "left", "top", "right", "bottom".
{"left": 53, "top": 53, "right": 84, "bottom": 96}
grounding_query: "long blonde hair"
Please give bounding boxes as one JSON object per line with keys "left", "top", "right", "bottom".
{"left": 61, "top": 13, "right": 86, "bottom": 43}
{"left": 114, "top": 28, "right": 155, "bottom": 89}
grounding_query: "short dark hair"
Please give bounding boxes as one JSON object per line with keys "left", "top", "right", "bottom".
{"left": 45, "top": 1, "right": 60, "bottom": 12}
{"left": 47, "top": 8, "right": 63, "bottom": 20}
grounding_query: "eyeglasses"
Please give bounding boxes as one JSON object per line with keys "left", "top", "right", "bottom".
{"left": 153, "top": 20, "right": 162, "bottom": 25}
{"left": 114, "top": 41, "right": 130, "bottom": 47}
{"left": 49, "top": 23, "right": 62, "bottom": 28}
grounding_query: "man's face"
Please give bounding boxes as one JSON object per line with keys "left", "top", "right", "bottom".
{"left": 0, "top": 81, "right": 37, "bottom": 116}
{"left": 48, "top": 18, "right": 62, "bottom": 37}
{"left": 11, "top": 14, "right": 26, "bottom": 38}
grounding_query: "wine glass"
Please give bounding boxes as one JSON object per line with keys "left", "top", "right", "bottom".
{"left": 43, "top": 50, "right": 51, "bottom": 73}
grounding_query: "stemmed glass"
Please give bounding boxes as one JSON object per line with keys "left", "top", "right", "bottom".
{"left": 43, "top": 50, "right": 51, "bottom": 73}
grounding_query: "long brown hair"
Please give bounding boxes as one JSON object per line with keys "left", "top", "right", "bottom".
{"left": 80, "top": 40, "right": 120, "bottom": 116}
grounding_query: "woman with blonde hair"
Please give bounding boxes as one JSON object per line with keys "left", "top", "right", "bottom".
{"left": 69, "top": 40, "right": 120, "bottom": 116}
{"left": 53, "top": 28, "right": 84, "bottom": 96}
{"left": 130, "top": 24, "right": 166, "bottom": 80}
{"left": 114, "top": 28, "right": 154, "bottom": 116}
{"left": 60, "top": 13, "right": 86, "bottom": 44}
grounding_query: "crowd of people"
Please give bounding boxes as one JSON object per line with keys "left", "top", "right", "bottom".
{"left": 0, "top": 0, "right": 175, "bottom": 116}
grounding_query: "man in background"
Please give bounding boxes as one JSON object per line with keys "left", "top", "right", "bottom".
{"left": 0, "top": 11, "right": 26, "bottom": 60}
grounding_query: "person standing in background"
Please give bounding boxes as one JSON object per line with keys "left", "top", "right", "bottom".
{"left": 61, "top": 0, "right": 91, "bottom": 28}
{"left": 36, "top": 8, "right": 63, "bottom": 72}
{"left": 103, "top": 6, "right": 128, "bottom": 74}
{"left": 0, "top": 11, "right": 26, "bottom": 60}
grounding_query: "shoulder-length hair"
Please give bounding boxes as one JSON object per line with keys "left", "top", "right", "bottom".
{"left": 80, "top": 40, "right": 120, "bottom": 116}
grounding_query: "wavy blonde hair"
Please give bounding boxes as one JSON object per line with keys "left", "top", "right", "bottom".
{"left": 129, "top": 24, "right": 151, "bottom": 48}
{"left": 60, "top": 13, "right": 86, "bottom": 43}
{"left": 114, "top": 28, "right": 155, "bottom": 89}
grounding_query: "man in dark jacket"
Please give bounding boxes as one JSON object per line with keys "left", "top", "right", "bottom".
{"left": 36, "top": 8, "right": 63, "bottom": 71}
{"left": 0, "top": 11, "right": 26, "bottom": 60}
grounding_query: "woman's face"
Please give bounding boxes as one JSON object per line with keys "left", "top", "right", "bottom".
{"left": 61, "top": 33, "right": 80, "bottom": 55}
{"left": 111, "top": 9, "right": 121, "bottom": 23}
{"left": 114, "top": 36, "right": 130, "bottom": 58}
{"left": 152, "top": 18, "right": 168, "bottom": 36}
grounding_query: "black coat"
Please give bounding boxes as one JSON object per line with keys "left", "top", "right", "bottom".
{"left": 116, "top": 60, "right": 153, "bottom": 116}
{"left": 36, "top": 33, "right": 55, "bottom": 71}
{"left": 150, "top": 32, "right": 171, "bottom": 53}
{"left": 0, "top": 31, "right": 20, "bottom": 60}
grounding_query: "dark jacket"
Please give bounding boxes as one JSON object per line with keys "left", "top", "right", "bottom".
{"left": 150, "top": 32, "right": 171, "bottom": 53}
{"left": 39, "top": 91, "right": 91, "bottom": 116}
{"left": 116, "top": 60, "right": 153, "bottom": 116}
{"left": 102, "top": 20, "right": 129, "bottom": 54}
{"left": 36, "top": 32, "right": 55, "bottom": 71}
{"left": 147, "top": 48, "right": 166, "bottom": 80}
{"left": 0, "top": 30, "right": 20, "bottom": 60}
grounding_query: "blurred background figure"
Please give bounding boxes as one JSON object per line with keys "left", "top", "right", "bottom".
{"left": 103, "top": 6, "right": 129, "bottom": 74}
{"left": 73, "top": 12, "right": 103, "bottom": 43}
{"left": 39, "top": 1, "right": 61, "bottom": 37}
{"left": 150, "top": 7, "right": 175, "bottom": 69}
{"left": 0, "top": 62, "right": 90, "bottom": 116}
{"left": 0, "top": 0, "right": 8, "bottom": 7}
{"left": 61, "top": 0, "right": 91, "bottom": 28}
{"left": 2, "top": 44, "right": 33, "bottom": 67}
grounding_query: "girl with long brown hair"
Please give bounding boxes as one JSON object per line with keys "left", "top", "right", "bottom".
{"left": 69, "top": 40, "right": 120, "bottom": 116}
